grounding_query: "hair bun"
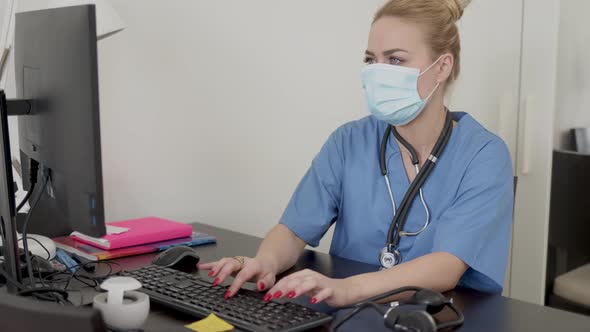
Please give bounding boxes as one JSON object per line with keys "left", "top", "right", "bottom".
{"left": 446, "top": 0, "right": 472, "bottom": 22}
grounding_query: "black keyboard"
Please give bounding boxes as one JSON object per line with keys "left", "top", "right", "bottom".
{"left": 124, "top": 265, "right": 332, "bottom": 332}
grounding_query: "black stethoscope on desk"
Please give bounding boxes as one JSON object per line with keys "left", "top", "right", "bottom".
{"left": 379, "top": 110, "right": 453, "bottom": 269}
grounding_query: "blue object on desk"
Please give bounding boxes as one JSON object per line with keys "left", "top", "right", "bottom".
{"left": 55, "top": 249, "right": 78, "bottom": 273}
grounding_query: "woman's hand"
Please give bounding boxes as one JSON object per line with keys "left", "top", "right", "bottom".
{"left": 264, "top": 269, "right": 357, "bottom": 308}
{"left": 198, "top": 256, "right": 278, "bottom": 298}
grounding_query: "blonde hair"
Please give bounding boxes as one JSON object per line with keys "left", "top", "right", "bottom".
{"left": 374, "top": 0, "right": 471, "bottom": 81}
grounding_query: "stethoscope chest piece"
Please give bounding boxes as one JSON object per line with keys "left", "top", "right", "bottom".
{"left": 379, "top": 246, "right": 401, "bottom": 269}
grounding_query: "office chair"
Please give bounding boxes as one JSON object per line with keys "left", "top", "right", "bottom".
{"left": 546, "top": 149, "right": 590, "bottom": 315}
{"left": 0, "top": 292, "right": 107, "bottom": 332}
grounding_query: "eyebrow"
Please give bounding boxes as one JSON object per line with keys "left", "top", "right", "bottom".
{"left": 365, "top": 48, "right": 409, "bottom": 57}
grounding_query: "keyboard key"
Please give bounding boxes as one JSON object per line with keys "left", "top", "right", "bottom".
{"left": 174, "top": 279, "right": 194, "bottom": 289}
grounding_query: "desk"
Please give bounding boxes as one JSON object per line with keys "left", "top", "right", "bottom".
{"left": 105, "top": 222, "right": 590, "bottom": 331}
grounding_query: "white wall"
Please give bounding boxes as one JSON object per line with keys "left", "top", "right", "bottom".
{"left": 553, "top": 0, "right": 590, "bottom": 149}
{"left": 97, "top": 0, "right": 382, "bottom": 252}
{"left": 0, "top": 1, "right": 13, "bottom": 54}
{"left": 449, "top": 0, "right": 522, "bottom": 164}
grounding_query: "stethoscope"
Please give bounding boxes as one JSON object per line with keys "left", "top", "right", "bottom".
{"left": 379, "top": 110, "right": 453, "bottom": 269}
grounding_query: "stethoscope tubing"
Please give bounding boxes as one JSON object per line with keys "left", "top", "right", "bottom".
{"left": 383, "top": 164, "right": 431, "bottom": 237}
{"left": 382, "top": 111, "right": 453, "bottom": 250}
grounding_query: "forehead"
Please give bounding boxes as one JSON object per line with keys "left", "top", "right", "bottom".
{"left": 367, "top": 16, "right": 428, "bottom": 53}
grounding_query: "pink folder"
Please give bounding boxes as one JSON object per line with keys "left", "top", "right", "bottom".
{"left": 71, "top": 217, "right": 194, "bottom": 250}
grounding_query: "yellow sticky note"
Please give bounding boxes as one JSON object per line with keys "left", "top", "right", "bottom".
{"left": 185, "top": 314, "right": 234, "bottom": 332}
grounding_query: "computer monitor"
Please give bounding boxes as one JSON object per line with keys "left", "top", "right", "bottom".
{"left": 14, "top": 5, "right": 106, "bottom": 238}
{"left": 0, "top": 91, "right": 19, "bottom": 290}
{"left": 0, "top": 4, "right": 107, "bottom": 288}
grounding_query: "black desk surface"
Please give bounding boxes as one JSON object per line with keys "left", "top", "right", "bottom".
{"left": 108, "top": 223, "right": 590, "bottom": 332}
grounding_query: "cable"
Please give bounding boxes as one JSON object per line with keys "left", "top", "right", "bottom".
{"left": 4, "top": 259, "right": 122, "bottom": 305}
{"left": 0, "top": 265, "right": 26, "bottom": 290}
{"left": 2, "top": 163, "right": 123, "bottom": 304}
{"left": 16, "top": 182, "right": 35, "bottom": 212}
{"left": 330, "top": 302, "right": 386, "bottom": 332}
{"left": 436, "top": 302, "right": 464, "bottom": 330}
{"left": 43, "top": 261, "right": 122, "bottom": 281}
{"left": 37, "top": 262, "right": 46, "bottom": 288}
{"left": 5, "top": 236, "right": 50, "bottom": 288}
{"left": 43, "top": 260, "right": 122, "bottom": 292}
{"left": 17, "top": 287, "right": 71, "bottom": 305}
{"left": 21, "top": 169, "right": 49, "bottom": 286}
{"left": 358, "top": 286, "right": 421, "bottom": 306}
{"left": 16, "top": 159, "right": 39, "bottom": 213}
{"left": 18, "top": 236, "right": 51, "bottom": 260}
{"left": 332, "top": 286, "right": 464, "bottom": 332}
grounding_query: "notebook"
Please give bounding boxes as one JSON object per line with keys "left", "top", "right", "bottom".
{"left": 70, "top": 217, "right": 193, "bottom": 250}
{"left": 53, "top": 232, "right": 216, "bottom": 261}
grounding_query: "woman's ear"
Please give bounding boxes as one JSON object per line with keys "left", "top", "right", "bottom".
{"left": 436, "top": 53, "right": 454, "bottom": 83}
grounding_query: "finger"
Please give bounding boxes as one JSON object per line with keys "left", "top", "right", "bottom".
{"left": 310, "top": 288, "right": 333, "bottom": 305}
{"left": 227, "top": 266, "right": 258, "bottom": 296}
{"left": 277, "top": 269, "right": 317, "bottom": 294}
{"left": 266, "top": 273, "right": 309, "bottom": 301}
{"left": 265, "top": 275, "right": 291, "bottom": 300}
{"left": 279, "top": 268, "right": 314, "bottom": 281}
{"left": 207, "top": 258, "right": 232, "bottom": 277}
{"left": 197, "top": 261, "right": 218, "bottom": 270}
{"left": 256, "top": 272, "right": 276, "bottom": 292}
{"left": 207, "top": 258, "right": 232, "bottom": 276}
{"left": 290, "top": 277, "right": 318, "bottom": 299}
{"left": 266, "top": 269, "right": 313, "bottom": 293}
{"left": 213, "top": 259, "right": 241, "bottom": 285}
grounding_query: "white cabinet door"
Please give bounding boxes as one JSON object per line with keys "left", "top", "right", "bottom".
{"left": 510, "top": 0, "right": 560, "bottom": 305}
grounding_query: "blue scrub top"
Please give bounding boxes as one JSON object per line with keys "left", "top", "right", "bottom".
{"left": 279, "top": 112, "right": 514, "bottom": 293}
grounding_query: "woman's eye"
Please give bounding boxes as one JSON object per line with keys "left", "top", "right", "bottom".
{"left": 364, "top": 57, "right": 376, "bottom": 65}
{"left": 389, "top": 57, "right": 402, "bottom": 65}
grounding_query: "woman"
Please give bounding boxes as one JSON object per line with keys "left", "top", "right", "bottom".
{"left": 199, "top": 0, "right": 513, "bottom": 308}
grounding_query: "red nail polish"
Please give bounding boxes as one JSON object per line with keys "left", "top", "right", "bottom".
{"left": 263, "top": 294, "right": 272, "bottom": 302}
{"left": 224, "top": 291, "right": 231, "bottom": 299}
{"left": 287, "top": 291, "right": 296, "bottom": 298}
{"left": 259, "top": 282, "right": 265, "bottom": 290}
{"left": 310, "top": 297, "right": 317, "bottom": 304}
{"left": 212, "top": 278, "right": 220, "bottom": 286}
{"left": 273, "top": 291, "right": 282, "bottom": 299}
{"left": 208, "top": 271, "right": 215, "bottom": 277}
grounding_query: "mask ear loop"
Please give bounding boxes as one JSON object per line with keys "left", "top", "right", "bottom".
{"left": 422, "top": 82, "right": 440, "bottom": 101}
{"left": 418, "top": 54, "right": 445, "bottom": 77}
{"left": 417, "top": 55, "right": 445, "bottom": 101}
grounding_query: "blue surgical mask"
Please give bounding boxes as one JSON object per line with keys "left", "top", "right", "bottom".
{"left": 361, "top": 57, "right": 442, "bottom": 126}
